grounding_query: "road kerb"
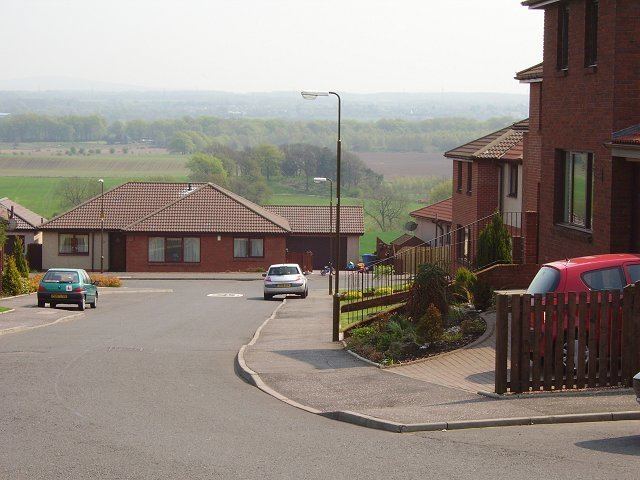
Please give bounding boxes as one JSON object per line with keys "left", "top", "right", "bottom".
{"left": 0, "top": 309, "right": 16, "bottom": 315}
{"left": 236, "top": 300, "right": 640, "bottom": 433}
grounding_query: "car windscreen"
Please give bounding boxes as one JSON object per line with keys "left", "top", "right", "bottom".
{"left": 268, "top": 266, "right": 299, "bottom": 276}
{"left": 527, "top": 267, "right": 560, "bottom": 295}
{"left": 581, "top": 267, "right": 625, "bottom": 291}
{"left": 43, "top": 271, "right": 79, "bottom": 283}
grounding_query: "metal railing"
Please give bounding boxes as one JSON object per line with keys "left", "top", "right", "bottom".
{"left": 339, "top": 211, "right": 524, "bottom": 329}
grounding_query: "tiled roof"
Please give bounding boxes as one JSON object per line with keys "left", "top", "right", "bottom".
{"left": 612, "top": 124, "right": 640, "bottom": 146}
{"left": 445, "top": 119, "right": 528, "bottom": 162}
{"left": 0, "top": 197, "right": 47, "bottom": 231}
{"left": 410, "top": 197, "right": 453, "bottom": 223}
{"left": 515, "top": 62, "right": 543, "bottom": 81}
{"left": 263, "top": 205, "right": 365, "bottom": 235}
{"left": 126, "top": 184, "right": 291, "bottom": 233}
{"left": 42, "top": 182, "right": 207, "bottom": 230}
{"left": 390, "top": 234, "right": 423, "bottom": 248}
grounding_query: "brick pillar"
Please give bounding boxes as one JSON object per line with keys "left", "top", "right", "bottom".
{"left": 512, "top": 236, "right": 524, "bottom": 265}
{"left": 523, "top": 211, "right": 539, "bottom": 265}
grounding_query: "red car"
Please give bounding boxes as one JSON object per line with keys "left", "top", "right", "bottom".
{"left": 527, "top": 254, "right": 640, "bottom": 296}
{"left": 526, "top": 254, "right": 640, "bottom": 367}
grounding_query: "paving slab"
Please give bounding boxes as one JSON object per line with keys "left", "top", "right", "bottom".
{"left": 243, "top": 291, "right": 639, "bottom": 426}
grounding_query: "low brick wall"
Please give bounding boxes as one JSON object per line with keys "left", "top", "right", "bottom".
{"left": 475, "top": 263, "right": 540, "bottom": 290}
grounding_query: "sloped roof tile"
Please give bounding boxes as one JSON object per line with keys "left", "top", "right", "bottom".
{"left": 263, "top": 205, "right": 365, "bottom": 235}
{"left": 445, "top": 119, "right": 528, "bottom": 162}
{"left": 515, "top": 62, "right": 543, "bottom": 81}
{"left": 410, "top": 197, "right": 452, "bottom": 223}
{"left": 0, "top": 197, "right": 47, "bottom": 231}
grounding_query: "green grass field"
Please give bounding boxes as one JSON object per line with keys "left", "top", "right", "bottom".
{"left": 0, "top": 144, "right": 425, "bottom": 256}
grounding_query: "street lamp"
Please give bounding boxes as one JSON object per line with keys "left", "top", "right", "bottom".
{"left": 314, "top": 177, "right": 334, "bottom": 295}
{"left": 98, "top": 179, "right": 105, "bottom": 273}
{"left": 302, "top": 90, "right": 342, "bottom": 342}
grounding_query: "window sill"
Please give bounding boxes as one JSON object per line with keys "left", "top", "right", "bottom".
{"left": 554, "top": 222, "right": 593, "bottom": 240}
{"left": 466, "top": 191, "right": 472, "bottom": 196}
{"left": 555, "top": 69, "right": 569, "bottom": 78}
{"left": 59, "top": 252, "right": 90, "bottom": 256}
{"left": 507, "top": 194, "right": 518, "bottom": 198}
{"left": 233, "top": 257, "right": 265, "bottom": 261}
{"left": 585, "top": 64, "right": 598, "bottom": 74}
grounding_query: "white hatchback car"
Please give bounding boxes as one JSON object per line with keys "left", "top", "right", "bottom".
{"left": 263, "top": 264, "right": 308, "bottom": 300}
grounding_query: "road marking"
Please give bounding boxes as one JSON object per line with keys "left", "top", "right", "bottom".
{"left": 207, "top": 293, "right": 244, "bottom": 298}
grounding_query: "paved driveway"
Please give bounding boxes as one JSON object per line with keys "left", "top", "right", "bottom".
{"left": 0, "top": 278, "right": 638, "bottom": 479}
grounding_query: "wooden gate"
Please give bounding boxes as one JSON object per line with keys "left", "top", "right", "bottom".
{"left": 495, "top": 283, "right": 640, "bottom": 394}
{"left": 286, "top": 251, "right": 314, "bottom": 273}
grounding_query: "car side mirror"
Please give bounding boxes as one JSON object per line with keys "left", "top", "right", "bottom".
{"left": 262, "top": 273, "right": 267, "bottom": 277}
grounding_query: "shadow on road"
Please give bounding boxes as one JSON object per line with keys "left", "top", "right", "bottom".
{"left": 576, "top": 436, "right": 640, "bottom": 456}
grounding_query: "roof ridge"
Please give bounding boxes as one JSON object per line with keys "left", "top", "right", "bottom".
{"left": 208, "top": 183, "right": 291, "bottom": 232}
{"left": 123, "top": 183, "right": 209, "bottom": 229}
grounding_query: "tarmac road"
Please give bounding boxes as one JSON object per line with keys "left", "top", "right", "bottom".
{"left": 0, "top": 278, "right": 638, "bottom": 479}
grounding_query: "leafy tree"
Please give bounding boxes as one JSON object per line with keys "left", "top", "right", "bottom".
{"left": 230, "top": 176, "right": 271, "bottom": 204}
{"left": 252, "top": 144, "right": 284, "bottom": 180}
{"left": 12, "top": 237, "right": 29, "bottom": 278}
{"left": 365, "top": 184, "right": 408, "bottom": 231}
{"left": 428, "top": 179, "right": 453, "bottom": 203}
{"left": 168, "top": 132, "right": 196, "bottom": 154}
{"left": 186, "top": 153, "right": 229, "bottom": 187}
{"left": 476, "top": 213, "right": 512, "bottom": 269}
{"left": 56, "top": 177, "right": 101, "bottom": 210}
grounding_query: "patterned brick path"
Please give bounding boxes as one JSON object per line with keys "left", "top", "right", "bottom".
{"left": 387, "top": 312, "right": 497, "bottom": 394}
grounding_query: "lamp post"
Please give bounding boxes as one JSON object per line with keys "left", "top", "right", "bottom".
{"left": 98, "top": 179, "right": 104, "bottom": 273}
{"left": 313, "top": 177, "right": 334, "bottom": 295}
{"left": 302, "top": 91, "right": 342, "bottom": 341}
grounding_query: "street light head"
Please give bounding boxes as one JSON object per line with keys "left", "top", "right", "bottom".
{"left": 98, "top": 178, "right": 104, "bottom": 183}
{"left": 301, "top": 91, "right": 329, "bottom": 100}
{"left": 313, "top": 177, "right": 328, "bottom": 184}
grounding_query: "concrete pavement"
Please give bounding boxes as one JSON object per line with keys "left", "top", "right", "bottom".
{"left": 242, "top": 290, "right": 639, "bottom": 427}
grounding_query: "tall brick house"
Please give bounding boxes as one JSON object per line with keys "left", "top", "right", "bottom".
{"left": 522, "top": 0, "right": 640, "bottom": 262}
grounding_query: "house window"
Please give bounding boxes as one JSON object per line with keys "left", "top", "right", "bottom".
{"left": 508, "top": 164, "right": 519, "bottom": 198}
{"left": 557, "top": 2, "right": 570, "bottom": 70}
{"left": 562, "top": 151, "right": 594, "bottom": 229}
{"left": 148, "top": 237, "right": 200, "bottom": 263}
{"left": 467, "top": 162, "right": 472, "bottom": 193}
{"left": 585, "top": 0, "right": 598, "bottom": 67}
{"left": 59, "top": 233, "right": 89, "bottom": 255}
{"left": 457, "top": 162, "right": 463, "bottom": 192}
{"left": 234, "top": 238, "right": 264, "bottom": 258}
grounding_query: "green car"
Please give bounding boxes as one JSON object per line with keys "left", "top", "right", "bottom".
{"left": 37, "top": 268, "right": 99, "bottom": 311}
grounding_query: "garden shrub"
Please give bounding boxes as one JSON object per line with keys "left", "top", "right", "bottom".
{"left": 470, "top": 279, "right": 493, "bottom": 311}
{"left": 453, "top": 267, "right": 477, "bottom": 303}
{"left": 415, "top": 304, "right": 444, "bottom": 344}
{"left": 2, "top": 257, "right": 26, "bottom": 296}
{"left": 91, "top": 274, "right": 122, "bottom": 287}
{"left": 27, "top": 274, "right": 43, "bottom": 293}
{"left": 373, "top": 264, "right": 394, "bottom": 278}
{"left": 340, "top": 290, "right": 363, "bottom": 301}
{"left": 461, "top": 317, "right": 486, "bottom": 335}
{"left": 405, "top": 262, "right": 449, "bottom": 319}
{"left": 374, "top": 286, "right": 393, "bottom": 296}
{"left": 477, "top": 213, "right": 512, "bottom": 269}
{"left": 12, "top": 237, "right": 29, "bottom": 278}
{"left": 442, "top": 328, "right": 464, "bottom": 343}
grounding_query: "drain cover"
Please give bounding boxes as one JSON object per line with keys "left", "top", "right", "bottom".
{"left": 206, "top": 293, "right": 244, "bottom": 298}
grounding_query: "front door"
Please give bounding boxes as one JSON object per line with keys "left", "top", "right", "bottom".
{"left": 109, "top": 232, "right": 127, "bottom": 271}
{"left": 633, "top": 164, "right": 640, "bottom": 253}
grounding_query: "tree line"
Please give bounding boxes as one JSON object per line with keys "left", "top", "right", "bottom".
{"left": 0, "top": 114, "right": 516, "bottom": 153}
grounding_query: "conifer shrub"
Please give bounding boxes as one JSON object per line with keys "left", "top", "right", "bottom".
{"left": 12, "top": 237, "right": 30, "bottom": 278}
{"left": 476, "top": 213, "right": 512, "bottom": 269}
{"left": 405, "top": 262, "right": 449, "bottom": 319}
{"left": 2, "top": 256, "right": 26, "bottom": 296}
{"left": 415, "top": 304, "right": 444, "bottom": 344}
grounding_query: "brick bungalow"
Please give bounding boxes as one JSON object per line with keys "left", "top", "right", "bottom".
{"left": 39, "top": 182, "right": 363, "bottom": 272}
{"left": 0, "top": 197, "right": 46, "bottom": 257}
{"left": 520, "top": 0, "right": 640, "bottom": 262}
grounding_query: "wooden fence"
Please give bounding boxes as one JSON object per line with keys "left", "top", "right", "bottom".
{"left": 394, "top": 245, "right": 451, "bottom": 275}
{"left": 495, "top": 284, "right": 640, "bottom": 394}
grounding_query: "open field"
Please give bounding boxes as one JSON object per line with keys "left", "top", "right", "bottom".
{"left": 0, "top": 144, "right": 428, "bottom": 256}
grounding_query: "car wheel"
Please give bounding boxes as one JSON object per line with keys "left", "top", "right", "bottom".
{"left": 90, "top": 294, "right": 98, "bottom": 309}
{"left": 264, "top": 293, "right": 273, "bottom": 300}
{"left": 301, "top": 289, "right": 308, "bottom": 299}
{"left": 38, "top": 300, "right": 45, "bottom": 308}
{"left": 78, "top": 296, "right": 86, "bottom": 311}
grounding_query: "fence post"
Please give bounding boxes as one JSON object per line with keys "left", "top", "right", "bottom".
{"left": 509, "top": 294, "right": 522, "bottom": 393}
{"left": 495, "top": 294, "right": 509, "bottom": 394}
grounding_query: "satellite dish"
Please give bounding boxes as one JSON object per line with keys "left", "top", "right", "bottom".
{"left": 404, "top": 221, "right": 418, "bottom": 232}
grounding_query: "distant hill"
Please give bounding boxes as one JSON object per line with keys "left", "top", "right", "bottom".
{"left": 0, "top": 88, "right": 528, "bottom": 122}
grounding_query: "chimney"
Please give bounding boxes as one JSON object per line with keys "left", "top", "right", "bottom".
{"left": 10, "top": 205, "right": 14, "bottom": 218}
{"left": 188, "top": 183, "right": 192, "bottom": 191}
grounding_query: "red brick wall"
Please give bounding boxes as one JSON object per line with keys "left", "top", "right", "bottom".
{"left": 523, "top": 82, "right": 542, "bottom": 214}
{"left": 476, "top": 263, "right": 540, "bottom": 291}
{"left": 536, "top": 0, "right": 640, "bottom": 263}
{"left": 125, "top": 234, "right": 287, "bottom": 272}
{"left": 451, "top": 160, "right": 500, "bottom": 228}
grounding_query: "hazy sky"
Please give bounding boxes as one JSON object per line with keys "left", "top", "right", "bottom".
{"left": 1, "top": 0, "right": 543, "bottom": 93}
